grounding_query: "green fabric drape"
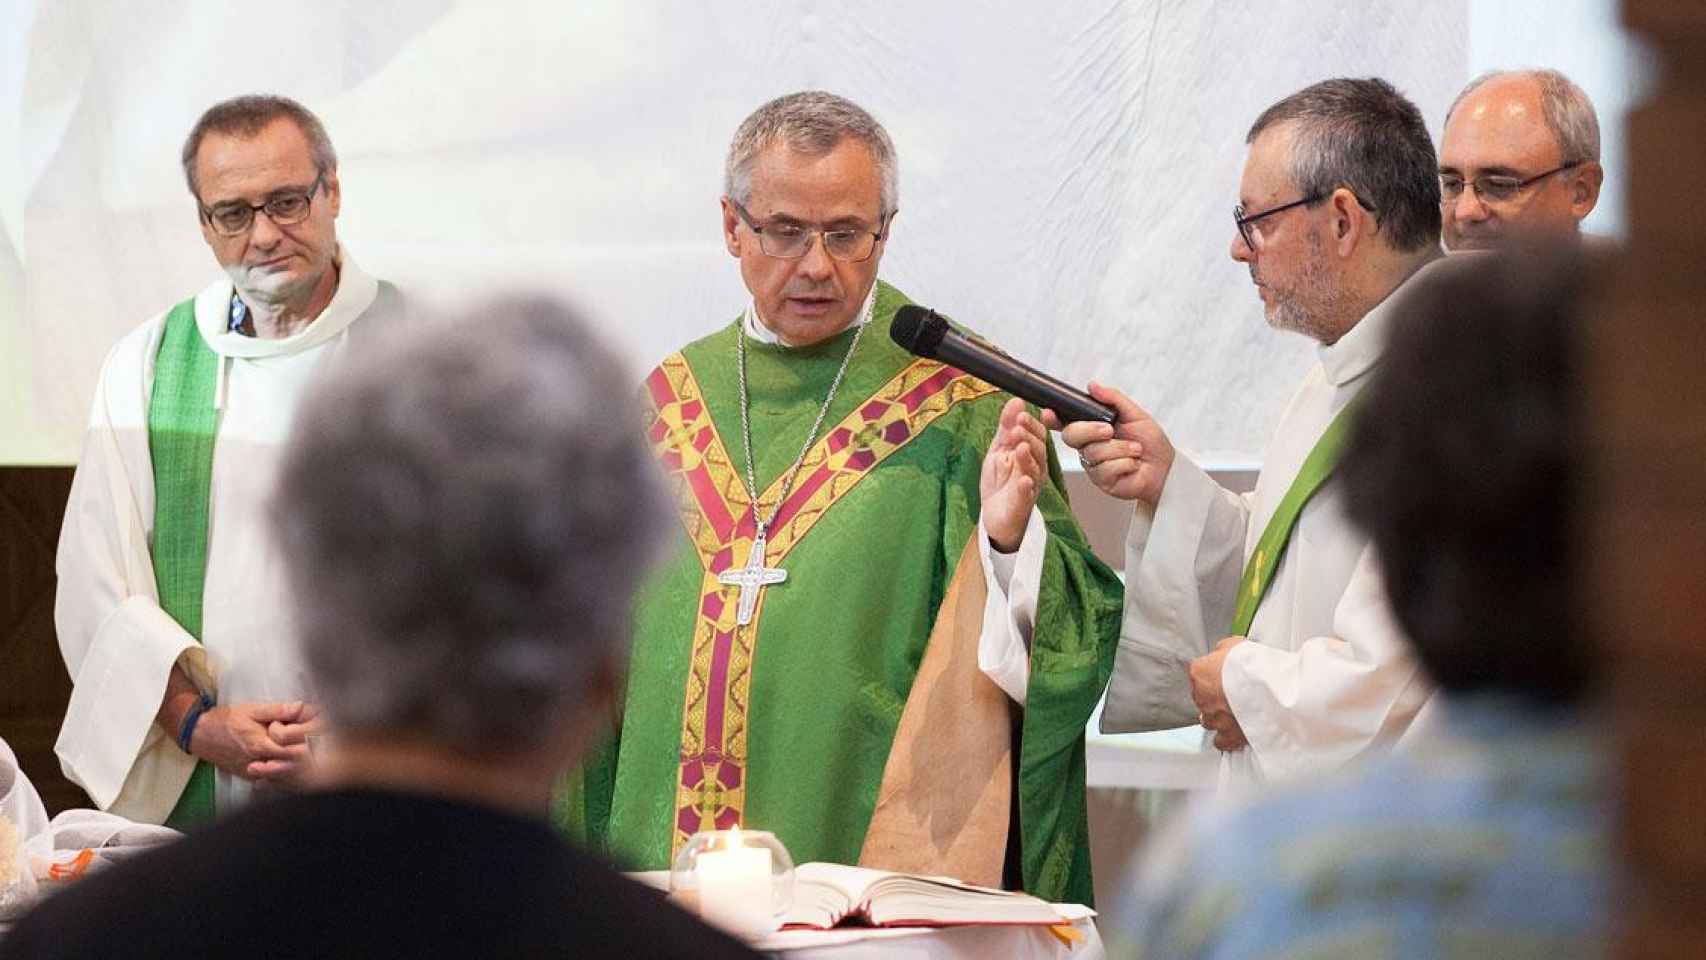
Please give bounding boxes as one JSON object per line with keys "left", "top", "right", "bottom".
{"left": 1230, "top": 399, "right": 1362, "bottom": 636}
{"left": 147, "top": 298, "right": 219, "bottom": 829}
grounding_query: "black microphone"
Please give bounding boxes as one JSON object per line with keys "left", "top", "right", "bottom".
{"left": 890, "top": 305, "right": 1117, "bottom": 425}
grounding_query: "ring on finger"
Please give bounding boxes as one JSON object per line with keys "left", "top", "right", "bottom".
{"left": 1078, "top": 453, "right": 1095, "bottom": 470}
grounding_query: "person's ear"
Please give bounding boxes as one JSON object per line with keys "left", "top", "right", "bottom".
{"left": 1329, "top": 187, "right": 1365, "bottom": 257}
{"left": 1570, "top": 162, "right": 1604, "bottom": 221}
{"left": 324, "top": 169, "right": 342, "bottom": 218}
{"left": 198, "top": 209, "right": 219, "bottom": 248}
{"left": 547, "top": 650, "right": 627, "bottom": 771}
{"left": 721, "top": 197, "right": 743, "bottom": 258}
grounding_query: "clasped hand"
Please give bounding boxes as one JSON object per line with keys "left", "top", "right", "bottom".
{"left": 190, "top": 700, "right": 323, "bottom": 785}
{"left": 1190, "top": 637, "right": 1249, "bottom": 752}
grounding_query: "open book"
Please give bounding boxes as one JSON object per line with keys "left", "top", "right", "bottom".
{"left": 782, "top": 862, "right": 1069, "bottom": 929}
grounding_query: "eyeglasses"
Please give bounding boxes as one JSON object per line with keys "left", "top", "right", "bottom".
{"left": 1234, "top": 194, "right": 1320, "bottom": 251}
{"left": 731, "top": 199, "right": 891, "bottom": 263}
{"left": 199, "top": 171, "right": 326, "bottom": 237}
{"left": 1439, "top": 162, "right": 1581, "bottom": 206}
{"left": 1233, "top": 190, "right": 1378, "bottom": 251}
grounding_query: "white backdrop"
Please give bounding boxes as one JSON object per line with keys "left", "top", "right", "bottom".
{"left": 0, "top": 1, "right": 1635, "bottom": 467}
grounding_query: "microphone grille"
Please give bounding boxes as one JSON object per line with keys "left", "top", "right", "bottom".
{"left": 890, "top": 305, "right": 948, "bottom": 357}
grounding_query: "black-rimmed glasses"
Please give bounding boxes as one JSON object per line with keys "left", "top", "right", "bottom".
{"left": 1439, "top": 162, "right": 1581, "bottom": 206}
{"left": 731, "top": 199, "right": 891, "bottom": 263}
{"left": 1233, "top": 190, "right": 1378, "bottom": 251}
{"left": 1234, "top": 194, "right": 1321, "bottom": 251}
{"left": 199, "top": 171, "right": 327, "bottom": 237}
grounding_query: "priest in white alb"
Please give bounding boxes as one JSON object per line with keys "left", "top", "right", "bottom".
{"left": 1052, "top": 79, "right": 1442, "bottom": 788}
{"left": 54, "top": 95, "right": 404, "bottom": 826}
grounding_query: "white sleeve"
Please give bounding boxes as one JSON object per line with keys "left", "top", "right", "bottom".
{"left": 1102, "top": 454, "right": 1251, "bottom": 732}
{"left": 1219, "top": 548, "right": 1431, "bottom": 782}
{"left": 53, "top": 340, "right": 204, "bottom": 822}
{"left": 973, "top": 506, "right": 1046, "bottom": 705}
{"left": 0, "top": 737, "right": 52, "bottom": 849}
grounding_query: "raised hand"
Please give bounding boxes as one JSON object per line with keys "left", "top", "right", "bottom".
{"left": 1042, "top": 381, "right": 1175, "bottom": 507}
{"left": 980, "top": 397, "right": 1047, "bottom": 553}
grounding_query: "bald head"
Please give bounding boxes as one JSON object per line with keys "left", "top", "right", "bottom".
{"left": 1438, "top": 70, "right": 1604, "bottom": 251}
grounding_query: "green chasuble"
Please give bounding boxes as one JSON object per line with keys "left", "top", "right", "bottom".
{"left": 560, "top": 281, "right": 1122, "bottom": 905}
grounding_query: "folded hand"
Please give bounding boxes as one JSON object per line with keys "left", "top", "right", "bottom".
{"left": 189, "top": 700, "right": 320, "bottom": 786}
{"left": 1189, "top": 637, "right": 1249, "bottom": 752}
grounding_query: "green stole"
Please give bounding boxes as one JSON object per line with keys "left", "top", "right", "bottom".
{"left": 561, "top": 282, "right": 1123, "bottom": 906}
{"left": 1230, "top": 400, "right": 1361, "bottom": 635}
{"left": 147, "top": 299, "right": 219, "bottom": 828}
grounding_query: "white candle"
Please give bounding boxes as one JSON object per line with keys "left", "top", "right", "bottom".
{"left": 696, "top": 834, "right": 775, "bottom": 937}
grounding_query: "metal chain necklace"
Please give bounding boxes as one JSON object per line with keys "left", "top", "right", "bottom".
{"left": 718, "top": 296, "right": 873, "bottom": 625}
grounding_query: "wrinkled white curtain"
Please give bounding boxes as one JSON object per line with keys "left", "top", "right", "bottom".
{"left": 2, "top": 0, "right": 1478, "bottom": 465}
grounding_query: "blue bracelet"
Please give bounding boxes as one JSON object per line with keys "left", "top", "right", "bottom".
{"left": 177, "top": 693, "right": 215, "bottom": 754}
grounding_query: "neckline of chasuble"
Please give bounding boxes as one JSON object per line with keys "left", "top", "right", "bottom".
{"left": 642, "top": 351, "right": 999, "bottom": 856}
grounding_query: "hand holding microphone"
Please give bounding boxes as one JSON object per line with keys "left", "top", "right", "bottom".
{"left": 889, "top": 305, "right": 1116, "bottom": 424}
{"left": 1045, "top": 382, "right": 1175, "bottom": 509}
{"left": 889, "top": 304, "right": 1174, "bottom": 507}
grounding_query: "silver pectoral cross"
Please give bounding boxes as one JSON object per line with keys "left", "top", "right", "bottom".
{"left": 717, "top": 531, "right": 787, "bottom": 626}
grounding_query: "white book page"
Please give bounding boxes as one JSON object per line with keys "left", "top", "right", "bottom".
{"left": 864, "top": 878, "right": 1066, "bottom": 927}
{"left": 784, "top": 863, "right": 1066, "bottom": 928}
{"left": 783, "top": 863, "right": 888, "bottom": 929}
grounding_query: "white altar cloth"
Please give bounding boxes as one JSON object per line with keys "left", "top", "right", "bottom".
{"left": 627, "top": 871, "right": 1103, "bottom": 958}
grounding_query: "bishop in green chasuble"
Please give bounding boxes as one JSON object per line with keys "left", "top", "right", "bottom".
{"left": 562, "top": 282, "right": 1122, "bottom": 905}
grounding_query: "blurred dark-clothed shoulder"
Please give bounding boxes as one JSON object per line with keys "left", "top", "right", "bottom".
{"left": 0, "top": 788, "right": 756, "bottom": 960}
{"left": 1339, "top": 245, "right": 1607, "bottom": 705}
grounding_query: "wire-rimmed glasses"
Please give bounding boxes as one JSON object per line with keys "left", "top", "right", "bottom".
{"left": 731, "top": 199, "right": 891, "bottom": 263}
{"left": 1439, "top": 162, "right": 1582, "bottom": 206}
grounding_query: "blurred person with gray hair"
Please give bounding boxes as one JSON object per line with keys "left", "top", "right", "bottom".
{"left": 1055, "top": 78, "right": 1442, "bottom": 789}
{"left": 558, "top": 90, "right": 1122, "bottom": 906}
{"left": 3, "top": 298, "right": 757, "bottom": 960}
{"left": 1110, "top": 245, "right": 1608, "bottom": 958}
{"left": 1439, "top": 69, "right": 1605, "bottom": 251}
{"left": 54, "top": 94, "right": 406, "bottom": 828}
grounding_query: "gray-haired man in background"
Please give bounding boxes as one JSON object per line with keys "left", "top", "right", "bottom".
{"left": 1438, "top": 68, "right": 1605, "bottom": 250}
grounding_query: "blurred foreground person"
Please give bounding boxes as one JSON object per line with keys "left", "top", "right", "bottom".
{"left": 1114, "top": 247, "right": 1609, "bottom": 958}
{"left": 5, "top": 299, "right": 755, "bottom": 959}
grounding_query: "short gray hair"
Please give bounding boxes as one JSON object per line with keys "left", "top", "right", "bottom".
{"left": 1447, "top": 69, "right": 1601, "bottom": 165}
{"left": 724, "top": 91, "right": 899, "bottom": 215}
{"left": 270, "top": 296, "right": 670, "bottom": 755}
{"left": 181, "top": 94, "right": 338, "bottom": 198}
{"left": 1248, "top": 78, "right": 1442, "bottom": 253}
